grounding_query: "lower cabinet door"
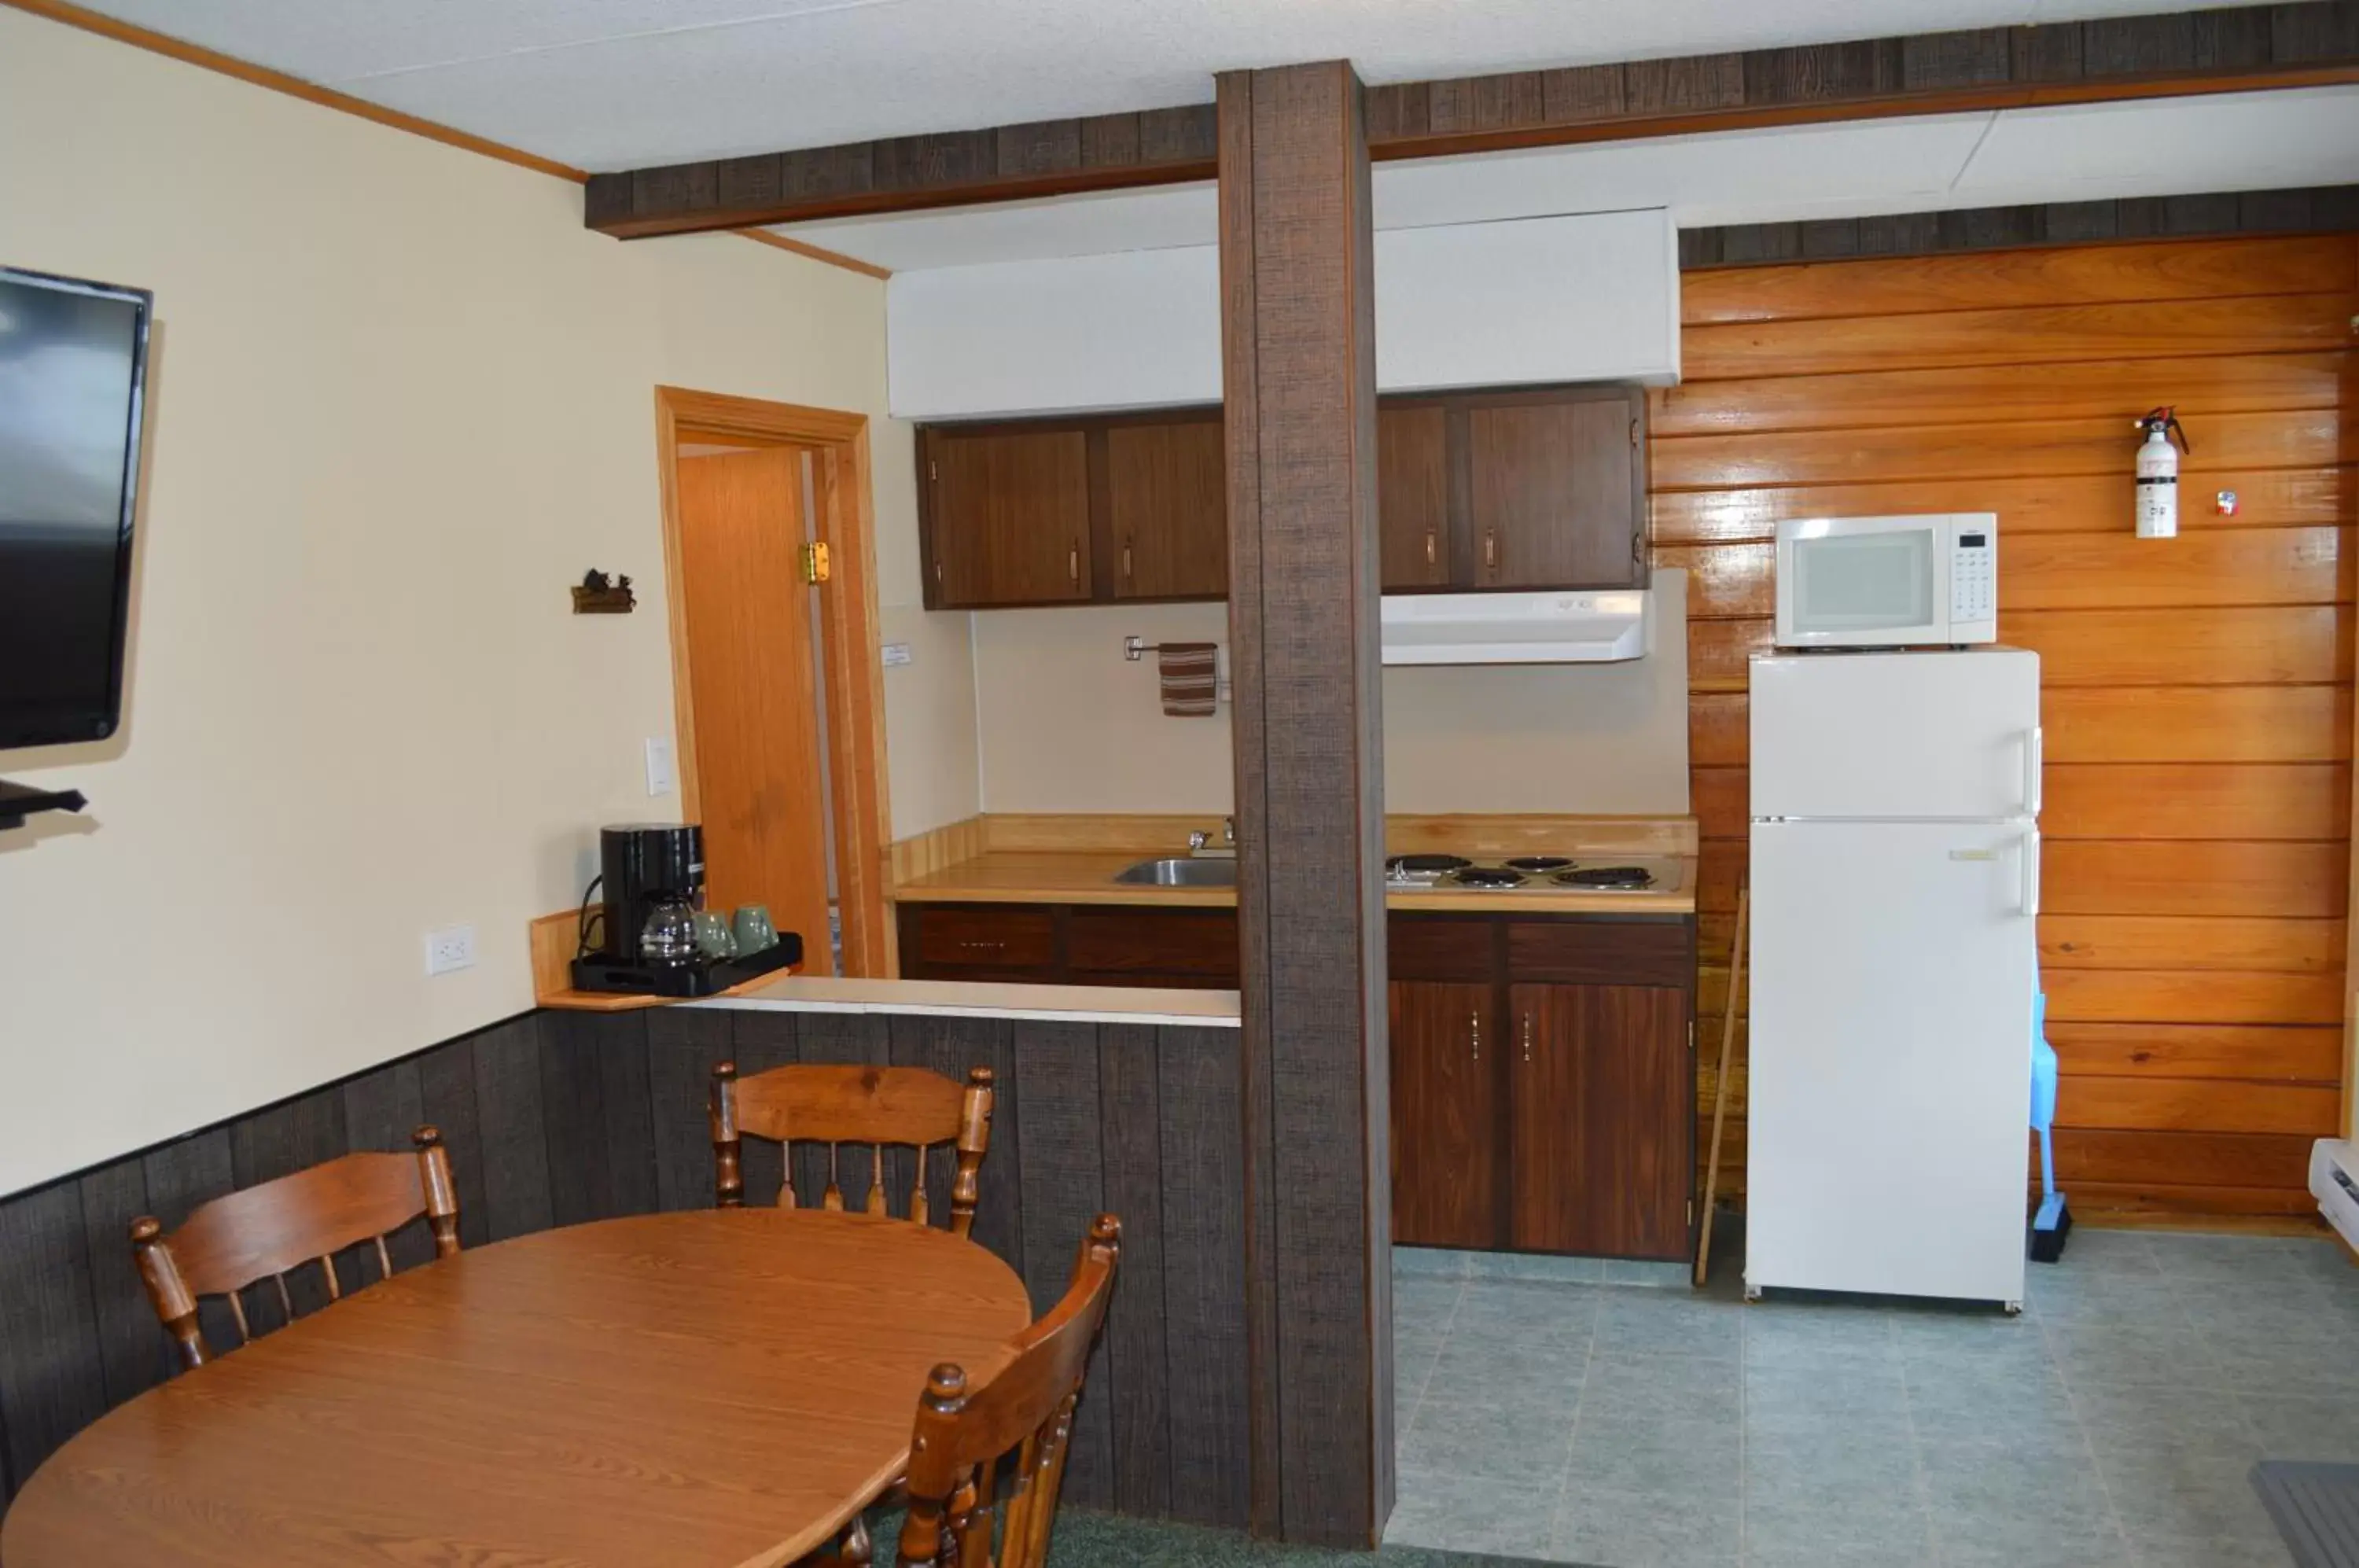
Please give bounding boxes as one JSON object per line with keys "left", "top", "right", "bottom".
{"left": 1389, "top": 981, "right": 1503, "bottom": 1250}
{"left": 1509, "top": 981, "right": 1691, "bottom": 1259}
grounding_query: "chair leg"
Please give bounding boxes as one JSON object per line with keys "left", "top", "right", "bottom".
{"left": 841, "top": 1514, "right": 872, "bottom": 1566}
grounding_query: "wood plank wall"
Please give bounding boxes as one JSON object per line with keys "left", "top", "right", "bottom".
{"left": 0, "top": 1008, "right": 1251, "bottom": 1526}
{"left": 1658, "top": 232, "right": 2358, "bottom": 1219}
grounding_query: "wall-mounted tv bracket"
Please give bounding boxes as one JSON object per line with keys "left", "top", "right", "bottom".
{"left": 0, "top": 780, "right": 88, "bottom": 833}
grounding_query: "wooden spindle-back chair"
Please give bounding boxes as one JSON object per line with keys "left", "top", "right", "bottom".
{"left": 129, "top": 1125, "right": 462, "bottom": 1368}
{"left": 889, "top": 1213, "right": 1122, "bottom": 1568}
{"left": 708, "top": 1061, "right": 993, "bottom": 1235}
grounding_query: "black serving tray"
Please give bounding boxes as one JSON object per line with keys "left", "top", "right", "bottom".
{"left": 570, "top": 931, "right": 804, "bottom": 998}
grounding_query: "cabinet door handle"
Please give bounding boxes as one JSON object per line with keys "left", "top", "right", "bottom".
{"left": 1425, "top": 529, "right": 1437, "bottom": 569}
{"left": 1522, "top": 1013, "right": 1533, "bottom": 1062}
{"left": 1470, "top": 1011, "right": 1480, "bottom": 1062}
{"left": 1484, "top": 529, "right": 1498, "bottom": 572}
{"left": 1069, "top": 544, "right": 1080, "bottom": 583}
{"left": 958, "top": 939, "right": 1004, "bottom": 951}
{"left": 1122, "top": 543, "right": 1133, "bottom": 579}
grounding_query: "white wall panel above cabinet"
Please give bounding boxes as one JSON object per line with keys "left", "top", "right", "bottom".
{"left": 887, "top": 244, "right": 1223, "bottom": 420}
{"left": 887, "top": 208, "right": 1679, "bottom": 420}
{"left": 1375, "top": 208, "right": 1679, "bottom": 393}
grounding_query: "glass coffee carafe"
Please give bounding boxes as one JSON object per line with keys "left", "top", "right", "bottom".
{"left": 637, "top": 893, "right": 701, "bottom": 968}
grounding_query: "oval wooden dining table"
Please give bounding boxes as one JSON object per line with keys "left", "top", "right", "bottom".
{"left": 0, "top": 1208, "right": 1033, "bottom": 1568}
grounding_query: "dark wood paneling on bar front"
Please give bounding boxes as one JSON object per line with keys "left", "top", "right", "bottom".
{"left": 0, "top": 1006, "right": 1253, "bottom": 1531}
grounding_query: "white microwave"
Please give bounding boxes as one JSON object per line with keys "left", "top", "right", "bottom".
{"left": 1773, "top": 513, "right": 1997, "bottom": 648}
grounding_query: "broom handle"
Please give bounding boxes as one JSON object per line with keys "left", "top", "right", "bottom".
{"left": 1694, "top": 882, "right": 1748, "bottom": 1288}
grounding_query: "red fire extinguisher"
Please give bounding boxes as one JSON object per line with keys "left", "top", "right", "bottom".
{"left": 2135, "top": 407, "right": 2191, "bottom": 539}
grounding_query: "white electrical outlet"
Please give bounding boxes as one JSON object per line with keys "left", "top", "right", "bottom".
{"left": 424, "top": 924, "right": 477, "bottom": 977}
{"left": 644, "top": 736, "right": 676, "bottom": 796}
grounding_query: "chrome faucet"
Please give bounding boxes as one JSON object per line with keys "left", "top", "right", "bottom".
{"left": 1188, "top": 819, "right": 1238, "bottom": 859}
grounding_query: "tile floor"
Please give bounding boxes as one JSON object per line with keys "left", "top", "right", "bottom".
{"left": 1385, "top": 1228, "right": 2359, "bottom": 1567}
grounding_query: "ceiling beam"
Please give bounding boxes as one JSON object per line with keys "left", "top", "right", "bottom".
{"left": 1680, "top": 182, "right": 2359, "bottom": 267}
{"left": 586, "top": 0, "right": 2359, "bottom": 241}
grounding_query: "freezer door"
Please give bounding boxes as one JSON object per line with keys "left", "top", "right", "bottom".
{"left": 1751, "top": 649, "right": 2040, "bottom": 821}
{"left": 1746, "top": 819, "right": 2035, "bottom": 1305}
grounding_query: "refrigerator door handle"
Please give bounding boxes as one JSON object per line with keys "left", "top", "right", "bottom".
{"left": 2023, "top": 727, "right": 2044, "bottom": 817}
{"left": 2021, "top": 828, "right": 2042, "bottom": 918}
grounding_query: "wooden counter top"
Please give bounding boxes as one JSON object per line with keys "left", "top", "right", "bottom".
{"left": 693, "top": 974, "right": 1241, "bottom": 1026}
{"left": 892, "top": 851, "right": 1695, "bottom": 915}
{"left": 889, "top": 813, "right": 1701, "bottom": 917}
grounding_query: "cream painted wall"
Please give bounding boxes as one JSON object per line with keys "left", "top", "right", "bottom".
{"left": 0, "top": 9, "right": 977, "bottom": 1196}
{"left": 973, "top": 572, "right": 1691, "bottom": 815}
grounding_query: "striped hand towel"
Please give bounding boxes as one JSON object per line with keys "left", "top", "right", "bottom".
{"left": 1157, "top": 642, "right": 1220, "bottom": 717}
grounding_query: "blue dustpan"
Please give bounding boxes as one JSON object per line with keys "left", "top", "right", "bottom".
{"left": 2030, "top": 982, "right": 2070, "bottom": 1261}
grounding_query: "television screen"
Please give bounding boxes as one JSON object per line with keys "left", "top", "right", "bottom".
{"left": 0, "top": 267, "right": 151, "bottom": 750}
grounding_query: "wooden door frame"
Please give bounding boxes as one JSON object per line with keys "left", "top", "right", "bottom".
{"left": 653, "top": 386, "right": 892, "bottom": 979}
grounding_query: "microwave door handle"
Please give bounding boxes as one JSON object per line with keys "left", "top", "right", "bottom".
{"left": 2021, "top": 829, "right": 2042, "bottom": 918}
{"left": 2023, "top": 727, "right": 2044, "bottom": 816}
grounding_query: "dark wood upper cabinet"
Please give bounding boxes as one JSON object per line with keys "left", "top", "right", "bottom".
{"left": 1378, "top": 404, "right": 1451, "bottom": 591}
{"left": 917, "top": 383, "right": 1647, "bottom": 609}
{"left": 924, "top": 427, "right": 1091, "bottom": 607}
{"left": 1107, "top": 418, "right": 1227, "bottom": 600}
{"left": 1468, "top": 388, "right": 1646, "bottom": 591}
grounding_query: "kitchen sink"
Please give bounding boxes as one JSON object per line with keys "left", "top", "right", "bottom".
{"left": 1113, "top": 856, "right": 1238, "bottom": 888}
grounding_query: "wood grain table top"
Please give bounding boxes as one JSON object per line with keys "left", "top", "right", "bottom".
{"left": 0, "top": 1209, "right": 1032, "bottom": 1568}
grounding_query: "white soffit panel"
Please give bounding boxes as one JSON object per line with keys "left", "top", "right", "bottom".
{"left": 1955, "top": 84, "right": 2359, "bottom": 200}
{"left": 787, "top": 182, "right": 1219, "bottom": 274}
{"left": 1371, "top": 113, "right": 1993, "bottom": 232}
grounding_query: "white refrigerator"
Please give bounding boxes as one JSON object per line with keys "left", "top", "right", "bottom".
{"left": 1746, "top": 648, "right": 2040, "bottom": 1309}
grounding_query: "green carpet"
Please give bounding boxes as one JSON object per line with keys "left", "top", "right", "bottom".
{"left": 863, "top": 1507, "right": 1574, "bottom": 1566}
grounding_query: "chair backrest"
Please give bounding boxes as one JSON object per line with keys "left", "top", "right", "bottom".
{"left": 896, "top": 1214, "right": 1122, "bottom": 1568}
{"left": 708, "top": 1061, "right": 994, "bottom": 1235}
{"left": 130, "top": 1125, "right": 461, "bottom": 1368}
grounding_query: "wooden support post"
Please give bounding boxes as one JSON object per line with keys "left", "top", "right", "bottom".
{"left": 1217, "top": 60, "right": 1392, "bottom": 1548}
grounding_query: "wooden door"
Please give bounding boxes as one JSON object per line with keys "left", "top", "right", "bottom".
{"left": 1389, "top": 981, "right": 1503, "bottom": 1248}
{"left": 1468, "top": 393, "right": 1642, "bottom": 589}
{"left": 675, "top": 449, "right": 836, "bottom": 970}
{"left": 1509, "top": 981, "right": 1690, "bottom": 1257}
{"left": 926, "top": 429, "right": 1091, "bottom": 606}
{"left": 1108, "top": 419, "right": 1227, "bottom": 599}
{"left": 1378, "top": 404, "right": 1451, "bottom": 590}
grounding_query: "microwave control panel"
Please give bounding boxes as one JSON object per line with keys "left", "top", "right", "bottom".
{"left": 1949, "top": 530, "right": 1997, "bottom": 626}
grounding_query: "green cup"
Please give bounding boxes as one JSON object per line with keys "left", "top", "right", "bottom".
{"left": 731, "top": 904, "right": 776, "bottom": 954}
{"left": 693, "top": 910, "right": 738, "bottom": 960}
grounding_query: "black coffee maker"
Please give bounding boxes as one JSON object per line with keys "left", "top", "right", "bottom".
{"left": 570, "top": 823, "right": 800, "bottom": 997}
{"left": 596, "top": 823, "right": 704, "bottom": 966}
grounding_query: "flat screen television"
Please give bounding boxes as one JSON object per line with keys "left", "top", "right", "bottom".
{"left": 0, "top": 265, "right": 152, "bottom": 750}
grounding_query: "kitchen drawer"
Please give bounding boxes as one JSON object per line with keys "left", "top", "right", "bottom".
{"left": 1067, "top": 907, "right": 1238, "bottom": 981}
{"left": 903, "top": 904, "right": 1059, "bottom": 971}
{"left": 1507, "top": 918, "right": 1692, "bottom": 988}
{"left": 1388, "top": 915, "right": 1499, "bottom": 982}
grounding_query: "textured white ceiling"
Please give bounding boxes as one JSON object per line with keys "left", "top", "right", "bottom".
{"left": 75, "top": 0, "right": 2278, "bottom": 171}
{"left": 776, "top": 85, "right": 2359, "bottom": 270}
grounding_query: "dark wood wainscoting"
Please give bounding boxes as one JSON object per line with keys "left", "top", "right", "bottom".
{"left": 0, "top": 1007, "right": 1250, "bottom": 1528}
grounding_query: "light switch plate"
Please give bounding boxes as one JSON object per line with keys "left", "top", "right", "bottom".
{"left": 644, "top": 736, "right": 675, "bottom": 796}
{"left": 881, "top": 642, "right": 913, "bottom": 668}
{"left": 425, "top": 924, "right": 477, "bottom": 977}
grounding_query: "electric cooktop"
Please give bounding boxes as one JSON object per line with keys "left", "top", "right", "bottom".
{"left": 1381, "top": 852, "right": 1683, "bottom": 895}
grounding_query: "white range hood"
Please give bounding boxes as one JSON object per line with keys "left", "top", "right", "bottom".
{"left": 1380, "top": 590, "right": 1650, "bottom": 666}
